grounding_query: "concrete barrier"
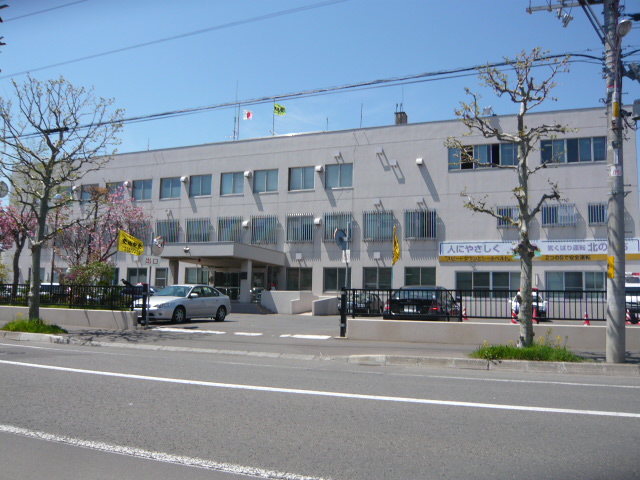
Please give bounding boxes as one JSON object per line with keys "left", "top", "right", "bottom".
{"left": 346, "top": 318, "right": 640, "bottom": 351}
{"left": 0, "top": 306, "right": 137, "bottom": 330}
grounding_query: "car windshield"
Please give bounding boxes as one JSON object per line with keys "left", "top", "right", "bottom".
{"left": 156, "top": 286, "right": 191, "bottom": 297}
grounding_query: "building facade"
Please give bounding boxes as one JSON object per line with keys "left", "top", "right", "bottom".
{"left": 20, "top": 107, "right": 640, "bottom": 303}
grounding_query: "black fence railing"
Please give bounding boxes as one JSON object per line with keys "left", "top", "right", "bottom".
{"left": 0, "top": 284, "right": 142, "bottom": 310}
{"left": 341, "top": 288, "right": 609, "bottom": 322}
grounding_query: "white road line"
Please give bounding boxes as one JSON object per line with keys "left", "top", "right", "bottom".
{"left": 1, "top": 359, "right": 638, "bottom": 418}
{"left": 280, "top": 334, "right": 332, "bottom": 340}
{"left": 0, "top": 423, "right": 327, "bottom": 480}
{"left": 234, "top": 332, "right": 263, "bottom": 336}
{"left": 152, "top": 327, "right": 225, "bottom": 335}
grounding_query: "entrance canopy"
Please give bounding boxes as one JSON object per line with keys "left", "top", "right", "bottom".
{"left": 160, "top": 242, "right": 287, "bottom": 269}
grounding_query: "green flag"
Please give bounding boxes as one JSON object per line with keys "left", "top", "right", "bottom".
{"left": 274, "top": 103, "right": 286, "bottom": 116}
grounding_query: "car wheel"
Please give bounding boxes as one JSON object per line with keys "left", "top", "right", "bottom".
{"left": 215, "top": 306, "right": 227, "bottom": 322}
{"left": 172, "top": 306, "right": 186, "bottom": 324}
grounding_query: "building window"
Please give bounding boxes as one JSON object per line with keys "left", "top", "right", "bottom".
{"left": 155, "top": 219, "right": 180, "bottom": 243}
{"left": 251, "top": 215, "right": 278, "bottom": 244}
{"left": 189, "top": 174, "right": 212, "bottom": 197}
{"left": 218, "top": 216, "right": 243, "bottom": 242}
{"left": 541, "top": 203, "right": 576, "bottom": 227}
{"left": 448, "top": 143, "right": 518, "bottom": 170}
{"left": 185, "top": 267, "right": 209, "bottom": 284}
{"left": 362, "top": 210, "right": 394, "bottom": 242}
{"left": 221, "top": 172, "right": 244, "bottom": 195}
{"left": 363, "top": 267, "right": 392, "bottom": 289}
{"left": 323, "top": 267, "right": 351, "bottom": 292}
{"left": 496, "top": 205, "right": 518, "bottom": 228}
{"left": 541, "top": 136, "right": 606, "bottom": 164}
{"left": 325, "top": 163, "right": 353, "bottom": 188}
{"left": 404, "top": 267, "right": 436, "bottom": 286}
{"left": 186, "top": 218, "right": 211, "bottom": 242}
{"left": 404, "top": 209, "right": 437, "bottom": 239}
{"left": 127, "top": 267, "right": 147, "bottom": 285}
{"left": 286, "top": 214, "right": 314, "bottom": 243}
{"left": 106, "top": 182, "right": 125, "bottom": 199}
{"left": 323, "top": 211, "right": 353, "bottom": 242}
{"left": 133, "top": 179, "right": 152, "bottom": 201}
{"left": 154, "top": 268, "right": 168, "bottom": 288}
{"left": 456, "top": 271, "right": 520, "bottom": 297}
{"left": 588, "top": 203, "right": 607, "bottom": 225}
{"left": 80, "top": 184, "right": 99, "bottom": 204}
{"left": 160, "top": 177, "right": 182, "bottom": 199}
{"left": 547, "top": 271, "right": 604, "bottom": 299}
{"left": 289, "top": 166, "right": 314, "bottom": 191}
{"left": 286, "top": 268, "right": 312, "bottom": 290}
{"left": 253, "top": 169, "right": 278, "bottom": 193}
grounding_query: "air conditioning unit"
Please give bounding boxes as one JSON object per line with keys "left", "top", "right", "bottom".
{"left": 244, "top": 170, "right": 252, "bottom": 178}
{"left": 180, "top": 176, "right": 189, "bottom": 183}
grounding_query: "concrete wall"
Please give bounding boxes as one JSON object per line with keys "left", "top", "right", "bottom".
{"left": 346, "top": 318, "right": 640, "bottom": 351}
{"left": 0, "top": 306, "right": 138, "bottom": 330}
{"left": 262, "top": 291, "right": 319, "bottom": 314}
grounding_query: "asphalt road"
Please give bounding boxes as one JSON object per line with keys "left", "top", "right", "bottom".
{"left": 1, "top": 329, "right": 639, "bottom": 480}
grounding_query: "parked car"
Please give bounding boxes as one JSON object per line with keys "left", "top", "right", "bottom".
{"left": 133, "top": 284, "right": 231, "bottom": 323}
{"left": 383, "top": 286, "right": 460, "bottom": 321}
{"left": 510, "top": 288, "right": 547, "bottom": 319}
{"left": 347, "top": 292, "right": 383, "bottom": 314}
{"left": 625, "top": 283, "right": 640, "bottom": 324}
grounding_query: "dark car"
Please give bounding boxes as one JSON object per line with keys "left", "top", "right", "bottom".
{"left": 383, "top": 286, "right": 460, "bottom": 321}
{"left": 340, "top": 292, "right": 383, "bottom": 315}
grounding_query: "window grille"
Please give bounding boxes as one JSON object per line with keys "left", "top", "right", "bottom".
{"left": 217, "top": 216, "right": 242, "bottom": 242}
{"left": 286, "top": 214, "right": 314, "bottom": 243}
{"left": 362, "top": 210, "right": 394, "bottom": 242}
{"left": 541, "top": 203, "right": 576, "bottom": 227}
{"left": 155, "top": 219, "right": 180, "bottom": 243}
{"left": 323, "top": 212, "right": 353, "bottom": 242}
{"left": 496, "top": 206, "right": 518, "bottom": 228}
{"left": 129, "top": 220, "right": 152, "bottom": 244}
{"left": 251, "top": 215, "right": 278, "bottom": 244}
{"left": 186, "top": 218, "right": 211, "bottom": 242}
{"left": 588, "top": 203, "right": 607, "bottom": 225}
{"left": 404, "top": 209, "right": 437, "bottom": 239}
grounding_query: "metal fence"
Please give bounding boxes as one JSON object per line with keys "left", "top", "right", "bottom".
{"left": 0, "top": 284, "right": 140, "bottom": 310}
{"left": 342, "top": 288, "right": 608, "bottom": 322}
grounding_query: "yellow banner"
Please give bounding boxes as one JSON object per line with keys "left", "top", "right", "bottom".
{"left": 118, "top": 230, "right": 144, "bottom": 256}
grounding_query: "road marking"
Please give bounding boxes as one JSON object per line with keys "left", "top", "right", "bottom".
{"left": 0, "top": 423, "right": 327, "bottom": 480}
{"left": 280, "top": 334, "right": 332, "bottom": 340}
{"left": 1, "top": 359, "right": 639, "bottom": 418}
{"left": 234, "top": 332, "right": 263, "bottom": 336}
{"left": 152, "top": 327, "right": 225, "bottom": 335}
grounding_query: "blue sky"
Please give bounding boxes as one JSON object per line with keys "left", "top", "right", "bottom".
{"left": 2, "top": 0, "right": 640, "bottom": 154}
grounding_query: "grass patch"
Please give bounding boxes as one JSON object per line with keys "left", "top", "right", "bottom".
{"left": 1, "top": 315, "right": 68, "bottom": 335}
{"left": 469, "top": 328, "right": 589, "bottom": 363}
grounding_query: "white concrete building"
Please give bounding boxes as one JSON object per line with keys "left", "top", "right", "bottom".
{"left": 21, "top": 107, "right": 640, "bottom": 304}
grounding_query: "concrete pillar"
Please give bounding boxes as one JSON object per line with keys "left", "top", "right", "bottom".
{"left": 240, "top": 259, "right": 252, "bottom": 303}
{"left": 169, "top": 259, "right": 180, "bottom": 285}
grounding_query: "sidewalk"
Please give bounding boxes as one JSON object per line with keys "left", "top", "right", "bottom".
{"left": 3, "top": 322, "right": 640, "bottom": 377}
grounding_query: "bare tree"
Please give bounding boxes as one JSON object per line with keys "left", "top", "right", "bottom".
{"left": 0, "top": 75, "right": 123, "bottom": 320}
{"left": 447, "top": 48, "right": 571, "bottom": 346}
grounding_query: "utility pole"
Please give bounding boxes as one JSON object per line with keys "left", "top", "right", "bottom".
{"left": 528, "top": 0, "right": 631, "bottom": 363}
{"left": 603, "top": 0, "right": 628, "bottom": 363}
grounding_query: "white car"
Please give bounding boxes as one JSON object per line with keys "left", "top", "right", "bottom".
{"left": 134, "top": 284, "right": 230, "bottom": 323}
{"left": 510, "top": 289, "right": 547, "bottom": 319}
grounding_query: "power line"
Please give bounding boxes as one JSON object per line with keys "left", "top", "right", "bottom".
{"left": 0, "top": 0, "right": 350, "bottom": 80}
{"left": 13, "top": 50, "right": 609, "bottom": 138}
{"left": 3, "top": 0, "right": 89, "bottom": 22}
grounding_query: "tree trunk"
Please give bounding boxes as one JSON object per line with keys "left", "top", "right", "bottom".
{"left": 28, "top": 242, "right": 42, "bottom": 320}
{"left": 518, "top": 246, "right": 535, "bottom": 347}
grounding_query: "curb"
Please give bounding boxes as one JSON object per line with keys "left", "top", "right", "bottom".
{"left": 346, "top": 355, "right": 640, "bottom": 376}
{"left": 4, "top": 332, "right": 640, "bottom": 376}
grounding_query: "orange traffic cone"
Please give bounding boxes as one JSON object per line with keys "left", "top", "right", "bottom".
{"left": 583, "top": 312, "right": 591, "bottom": 326}
{"left": 533, "top": 307, "right": 539, "bottom": 324}
{"left": 626, "top": 309, "right": 632, "bottom": 325}
{"left": 462, "top": 307, "right": 469, "bottom": 321}
{"left": 511, "top": 311, "right": 518, "bottom": 324}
